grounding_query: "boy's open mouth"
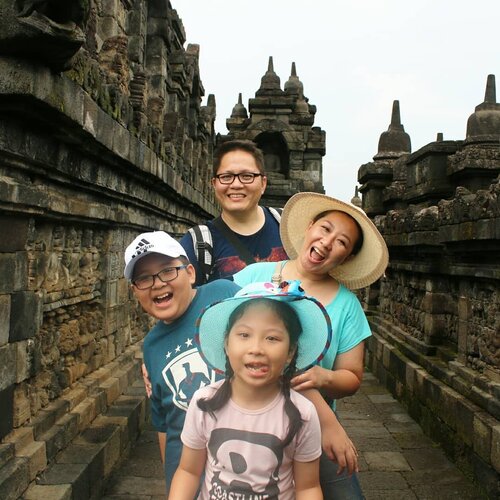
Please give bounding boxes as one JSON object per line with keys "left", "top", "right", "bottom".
{"left": 153, "top": 292, "right": 172, "bottom": 304}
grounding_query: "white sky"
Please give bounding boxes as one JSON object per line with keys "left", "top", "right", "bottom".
{"left": 176, "top": 0, "right": 499, "bottom": 202}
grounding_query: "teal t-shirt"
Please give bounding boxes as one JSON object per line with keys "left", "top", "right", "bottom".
{"left": 143, "top": 279, "right": 240, "bottom": 488}
{"left": 233, "top": 261, "right": 371, "bottom": 375}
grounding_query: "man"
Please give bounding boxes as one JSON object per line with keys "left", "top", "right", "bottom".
{"left": 180, "top": 139, "right": 287, "bottom": 285}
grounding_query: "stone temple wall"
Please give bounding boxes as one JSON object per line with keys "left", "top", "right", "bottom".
{"left": 358, "top": 83, "right": 499, "bottom": 497}
{"left": 0, "top": 1, "right": 220, "bottom": 496}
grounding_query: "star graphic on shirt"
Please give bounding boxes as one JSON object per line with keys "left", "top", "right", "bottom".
{"left": 185, "top": 338, "right": 193, "bottom": 347}
{"left": 175, "top": 345, "right": 181, "bottom": 353}
{"left": 165, "top": 351, "right": 171, "bottom": 359}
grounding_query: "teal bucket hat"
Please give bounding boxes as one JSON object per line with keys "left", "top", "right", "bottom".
{"left": 195, "top": 280, "right": 332, "bottom": 374}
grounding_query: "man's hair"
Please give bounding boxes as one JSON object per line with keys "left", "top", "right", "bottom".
{"left": 212, "top": 140, "right": 265, "bottom": 177}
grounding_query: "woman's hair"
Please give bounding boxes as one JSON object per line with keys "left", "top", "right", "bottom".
{"left": 312, "top": 210, "right": 364, "bottom": 255}
{"left": 197, "top": 298, "right": 303, "bottom": 447}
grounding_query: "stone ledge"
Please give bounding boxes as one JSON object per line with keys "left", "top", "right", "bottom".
{"left": 0, "top": 344, "right": 147, "bottom": 499}
{"left": 366, "top": 316, "right": 500, "bottom": 498}
{"left": 0, "top": 57, "right": 216, "bottom": 218}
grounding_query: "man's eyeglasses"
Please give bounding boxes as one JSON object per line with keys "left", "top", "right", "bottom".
{"left": 132, "top": 265, "right": 188, "bottom": 290}
{"left": 215, "top": 172, "right": 264, "bottom": 184}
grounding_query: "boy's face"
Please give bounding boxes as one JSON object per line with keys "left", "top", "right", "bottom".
{"left": 131, "top": 253, "right": 196, "bottom": 323}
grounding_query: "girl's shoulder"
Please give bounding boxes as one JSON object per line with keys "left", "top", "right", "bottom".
{"left": 192, "top": 379, "right": 224, "bottom": 401}
{"left": 289, "top": 389, "right": 318, "bottom": 421}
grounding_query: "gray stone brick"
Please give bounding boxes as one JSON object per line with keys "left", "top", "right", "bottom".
{"left": 23, "top": 483, "right": 72, "bottom": 500}
{"left": 39, "top": 462, "right": 90, "bottom": 500}
{"left": 0, "top": 457, "right": 30, "bottom": 500}
{"left": 9, "top": 291, "right": 43, "bottom": 341}
{"left": 56, "top": 442, "right": 105, "bottom": 499}
{"left": 0, "top": 294, "right": 10, "bottom": 347}
{"left": 0, "top": 343, "right": 16, "bottom": 391}
{"left": 364, "top": 451, "right": 411, "bottom": 471}
{"left": 17, "top": 440, "right": 46, "bottom": 481}
{"left": 473, "top": 412, "right": 494, "bottom": 462}
{"left": 0, "top": 253, "right": 27, "bottom": 294}
{"left": 40, "top": 413, "right": 79, "bottom": 462}
{"left": 0, "top": 385, "right": 14, "bottom": 440}
{"left": 0, "top": 443, "right": 14, "bottom": 468}
{"left": 0, "top": 217, "right": 30, "bottom": 252}
{"left": 491, "top": 424, "right": 500, "bottom": 473}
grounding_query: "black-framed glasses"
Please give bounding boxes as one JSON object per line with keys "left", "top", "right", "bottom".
{"left": 132, "top": 265, "right": 188, "bottom": 290}
{"left": 215, "top": 172, "right": 264, "bottom": 184}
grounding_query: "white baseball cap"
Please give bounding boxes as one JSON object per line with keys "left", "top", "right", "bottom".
{"left": 124, "top": 231, "right": 187, "bottom": 280}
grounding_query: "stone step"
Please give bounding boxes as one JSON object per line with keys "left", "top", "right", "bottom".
{"left": 22, "top": 382, "right": 147, "bottom": 500}
{"left": 0, "top": 345, "right": 147, "bottom": 500}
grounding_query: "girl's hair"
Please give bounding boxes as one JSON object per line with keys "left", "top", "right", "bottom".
{"left": 313, "top": 210, "right": 364, "bottom": 255}
{"left": 197, "top": 298, "right": 303, "bottom": 447}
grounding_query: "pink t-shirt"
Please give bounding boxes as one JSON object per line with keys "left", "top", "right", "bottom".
{"left": 181, "top": 380, "right": 321, "bottom": 499}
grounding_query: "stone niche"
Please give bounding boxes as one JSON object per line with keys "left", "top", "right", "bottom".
{"left": 220, "top": 58, "right": 326, "bottom": 207}
{"left": 358, "top": 75, "right": 499, "bottom": 498}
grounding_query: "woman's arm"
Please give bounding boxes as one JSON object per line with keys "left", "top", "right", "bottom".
{"left": 294, "top": 458, "right": 323, "bottom": 499}
{"left": 291, "top": 342, "right": 365, "bottom": 399}
{"left": 299, "top": 389, "right": 358, "bottom": 475}
{"left": 168, "top": 445, "right": 207, "bottom": 499}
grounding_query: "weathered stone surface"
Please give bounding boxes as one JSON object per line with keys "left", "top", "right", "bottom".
{"left": 9, "top": 291, "right": 42, "bottom": 342}
{"left": 23, "top": 483, "right": 72, "bottom": 500}
{"left": 17, "top": 440, "right": 47, "bottom": 481}
{"left": 0, "top": 457, "right": 29, "bottom": 500}
{"left": 0, "top": 385, "right": 14, "bottom": 440}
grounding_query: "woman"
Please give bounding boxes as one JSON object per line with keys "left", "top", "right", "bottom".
{"left": 233, "top": 192, "right": 389, "bottom": 499}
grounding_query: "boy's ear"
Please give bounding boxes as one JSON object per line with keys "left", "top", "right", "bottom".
{"left": 186, "top": 263, "right": 196, "bottom": 285}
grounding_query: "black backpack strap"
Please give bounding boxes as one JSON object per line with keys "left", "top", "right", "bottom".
{"left": 212, "top": 217, "right": 256, "bottom": 266}
{"left": 267, "top": 206, "right": 282, "bottom": 223}
{"left": 188, "top": 225, "right": 213, "bottom": 284}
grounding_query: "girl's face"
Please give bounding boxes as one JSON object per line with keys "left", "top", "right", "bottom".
{"left": 299, "top": 210, "right": 360, "bottom": 275}
{"left": 225, "top": 303, "right": 295, "bottom": 392}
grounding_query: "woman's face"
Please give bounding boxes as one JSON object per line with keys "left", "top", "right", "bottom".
{"left": 298, "top": 210, "right": 360, "bottom": 275}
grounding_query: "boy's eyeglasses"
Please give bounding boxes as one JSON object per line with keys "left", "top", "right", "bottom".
{"left": 215, "top": 172, "right": 264, "bottom": 184}
{"left": 132, "top": 265, "right": 188, "bottom": 290}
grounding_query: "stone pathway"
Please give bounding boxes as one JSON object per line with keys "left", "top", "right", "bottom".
{"left": 103, "top": 372, "right": 483, "bottom": 499}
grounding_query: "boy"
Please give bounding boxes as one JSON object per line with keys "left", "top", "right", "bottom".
{"left": 124, "top": 231, "right": 240, "bottom": 494}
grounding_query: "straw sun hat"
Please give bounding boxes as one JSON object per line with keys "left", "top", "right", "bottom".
{"left": 280, "top": 192, "right": 389, "bottom": 290}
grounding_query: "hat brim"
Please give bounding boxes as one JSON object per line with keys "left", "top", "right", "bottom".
{"left": 196, "top": 294, "right": 332, "bottom": 374}
{"left": 280, "top": 192, "right": 389, "bottom": 289}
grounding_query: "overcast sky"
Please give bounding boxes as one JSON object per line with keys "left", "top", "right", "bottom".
{"left": 176, "top": 1, "right": 499, "bottom": 202}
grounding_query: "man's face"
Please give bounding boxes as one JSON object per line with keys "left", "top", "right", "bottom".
{"left": 211, "top": 150, "right": 267, "bottom": 215}
{"left": 131, "top": 253, "right": 196, "bottom": 323}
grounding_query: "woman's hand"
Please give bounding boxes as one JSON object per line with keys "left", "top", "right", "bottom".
{"left": 142, "top": 363, "right": 152, "bottom": 398}
{"left": 291, "top": 365, "right": 330, "bottom": 392}
{"left": 321, "top": 419, "right": 359, "bottom": 475}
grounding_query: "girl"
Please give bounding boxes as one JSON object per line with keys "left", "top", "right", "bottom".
{"left": 168, "top": 281, "right": 332, "bottom": 499}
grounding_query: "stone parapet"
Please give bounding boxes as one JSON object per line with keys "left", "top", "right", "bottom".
{"left": 366, "top": 314, "right": 499, "bottom": 499}
{"left": 0, "top": 344, "right": 146, "bottom": 500}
